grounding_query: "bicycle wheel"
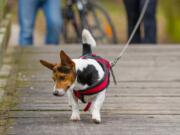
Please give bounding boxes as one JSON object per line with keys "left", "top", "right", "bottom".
{"left": 81, "top": 1, "right": 118, "bottom": 44}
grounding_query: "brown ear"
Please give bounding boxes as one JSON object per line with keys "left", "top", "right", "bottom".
{"left": 60, "top": 50, "right": 74, "bottom": 68}
{"left": 40, "top": 60, "right": 56, "bottom": 70}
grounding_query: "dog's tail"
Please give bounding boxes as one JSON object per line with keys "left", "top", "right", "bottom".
{"left": 82, "top": 29, "right": 96, "bottom": 55}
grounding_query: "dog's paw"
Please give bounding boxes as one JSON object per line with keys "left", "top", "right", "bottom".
{"left": 70, "top": 112, "right": 80, "bottom": 121}
{"left": 92, "top": 118, "right": 101, "bottom": 124}
{"left": 92, "top": 111, "right": 101, "bottom": 124}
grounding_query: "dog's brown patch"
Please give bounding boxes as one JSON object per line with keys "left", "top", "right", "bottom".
{"left": 52, "top": 64, "right": 76, "bottom": 91}
{"left": 40, "top": 50, "right": 76, "bottom": 91}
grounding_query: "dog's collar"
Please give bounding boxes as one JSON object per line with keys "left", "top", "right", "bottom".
{"left": 73, "top": 54, "right": 110, "bottom": 111}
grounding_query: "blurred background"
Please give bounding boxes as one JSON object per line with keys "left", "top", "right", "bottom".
{"left": 7, "top": 0, "right": 180, "bottom": 45}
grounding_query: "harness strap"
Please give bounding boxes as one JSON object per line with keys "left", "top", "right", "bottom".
{"left": 74, "top": 90, "right": 91, "bottom": 111}
{"left": 73, "top": 90, "right": 86, "bottom": 103}
{"left": 73, "top": 90, "right": 91, "bottom": 111}
{"left": 83, "top": 102, "right": 92, "bottom": 112}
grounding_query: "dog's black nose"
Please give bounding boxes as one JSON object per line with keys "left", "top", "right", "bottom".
{"left": 53, "top": 91, "right": 58, "bottom": 96}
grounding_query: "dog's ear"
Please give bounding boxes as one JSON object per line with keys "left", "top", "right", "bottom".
{"left": 40, "top": 60, "right": 56, "bottom": 70}
{"left": 60, "top": 50, "right": 74, "bottom": 68}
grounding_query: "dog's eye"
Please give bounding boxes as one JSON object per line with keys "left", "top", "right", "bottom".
{"left": 59, "top": 76, "right": 65, "bottom": 81}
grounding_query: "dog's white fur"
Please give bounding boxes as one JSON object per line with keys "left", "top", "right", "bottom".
{"left": 54, "top": 29, "right": 106, "bottom": 123}
{"left": 82, "top": 29, "right": 96, "bottom": 47}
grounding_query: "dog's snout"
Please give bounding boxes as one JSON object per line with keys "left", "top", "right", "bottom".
{"left": 53, "top": 88, "right": 65, "bottom": 96}
{"left": 53, "top": 91, "right": 59, "bottom": 96}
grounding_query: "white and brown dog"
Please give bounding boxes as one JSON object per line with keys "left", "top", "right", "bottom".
{"left": 40, "top": 29, "right": 110, "bottom": 124}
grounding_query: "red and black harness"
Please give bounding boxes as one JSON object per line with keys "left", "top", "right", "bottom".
{"left": 73, "top": 54, "right": 111, "bottom": 111}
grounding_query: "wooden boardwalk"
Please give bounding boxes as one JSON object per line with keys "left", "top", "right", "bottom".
{"left": 7, "top": 45, "right": 180, "bottom": 135}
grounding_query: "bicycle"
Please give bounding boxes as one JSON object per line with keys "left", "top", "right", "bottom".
{"left": 62, "top": 0, "right": 118, "bottom": 44}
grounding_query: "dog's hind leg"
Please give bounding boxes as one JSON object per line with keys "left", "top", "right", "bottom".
{"left": 82, "top": 29, "right": 96, "bottom": 55}
{"left": 91, "top": 90, "right": 106, "bottom": 124}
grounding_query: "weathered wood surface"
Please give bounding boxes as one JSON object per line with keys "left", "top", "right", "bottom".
{"left": 8, "top": 45, "right": 180, "bottom": 135}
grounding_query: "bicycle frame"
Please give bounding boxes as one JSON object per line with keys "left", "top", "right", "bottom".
{"left": 64, "top": 0, "right": 90, "bottom": 41}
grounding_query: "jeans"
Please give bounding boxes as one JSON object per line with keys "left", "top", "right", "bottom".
{"left": 123, "top": 0, "right": 157, "bottom": 44}
{"left": 18, "top": 0, "right": 62, "bottom": 46}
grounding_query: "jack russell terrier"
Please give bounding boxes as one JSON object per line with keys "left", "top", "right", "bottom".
{"left": 40, "top": 29, "right": 110, "bottom": 124}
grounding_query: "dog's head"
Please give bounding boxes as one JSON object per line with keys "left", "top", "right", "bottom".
{"left": 40, "top": 50, "right": 76, "bottom": 97}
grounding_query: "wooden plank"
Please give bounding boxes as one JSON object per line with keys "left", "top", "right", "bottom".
{"left": 17, "top": 88, "right": 180, "bottom": 97}
{"left": 17, "top": 81, "right": 180, "bottom": 89}
{"left": 16, "top": 66, "right": 180, "bottom": 82}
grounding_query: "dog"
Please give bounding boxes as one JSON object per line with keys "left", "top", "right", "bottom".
{"left": 40, "top": 29, "right": 110, "bottom": 124}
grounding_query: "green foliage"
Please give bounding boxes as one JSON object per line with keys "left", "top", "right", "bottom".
{"left": 161, "top": 0, "right": 180, "bottom": 42}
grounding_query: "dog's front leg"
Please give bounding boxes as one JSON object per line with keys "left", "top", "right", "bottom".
{"left": 67, "top": 90, "right": 73, "bottom": 107}
{"left": 91, "top": 90, "right": 106, "bottom": 124}
{"left": 68, "top": 91, "right": 80, "bottom": 121}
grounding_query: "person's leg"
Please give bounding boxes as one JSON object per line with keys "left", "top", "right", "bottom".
{"left": 123, "top": 0, "right": 141, "bottom": 43}
{"left": 18, "top": 0, "right": 39, "bottom": 46}
{"left": 42, "top": 0, "right": 63, "bottom": 45}
{"left": 141, "top": 0, "right": 157, "bottom": 43}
